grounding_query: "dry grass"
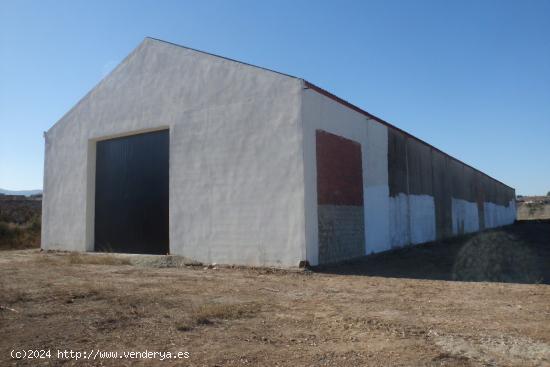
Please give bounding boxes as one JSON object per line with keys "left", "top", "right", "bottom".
{"left": 0, "top": 199, "right": 41, "bottom": 250}
{"left": 194, "top": 302, "right": 260, "bottom": 322}
{"left": 1, "top": 246, "right": 549, "bottom": 366}
{"left": 176, "top": 302, "right": 260, "bottom": 331}
{"left": 0, "top": 220, "right": 40, "bottom": 250}
{"left": 65, "top": 281, "right": 115, "bottom": 302}
{"left": 174, "top": 320, "right": 195, "bottom": 331}
{"left": 1, "top": 287, "right": 31, "bottom": 305}
{"left": 32, "top": 253, "right": 132, "bottom": 266}
{"left": 66, "top": 252, "right": 131, "bottom": 266}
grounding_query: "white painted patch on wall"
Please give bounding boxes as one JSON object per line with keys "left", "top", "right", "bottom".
{"left": 452, "top": 198, "right": 480, "bottom": 235}
{"left": 409, "top": 195, "right": 436, "bottom": 244}
{"left": 364, "top": 185, "right": 391, "bottom": 253}
{"left": 389, "top": 193, "right": 436, "bottom": 248}
{"left": 484, "top": 200, "right": 516, "bottom": 229}
{"left": 389, "top": 193, "right": 409, "bottom": 248}
{"left": 364, "top": 118, "right": 390, "bottom": 254}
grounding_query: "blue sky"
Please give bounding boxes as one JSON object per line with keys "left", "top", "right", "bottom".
{"left": 0, "top": 0, "right": 549, "bottom": 195}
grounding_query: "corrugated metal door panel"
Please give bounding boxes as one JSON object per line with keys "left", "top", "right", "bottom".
{"left": 94, "top": 130, "right": 169, "bottom": 254}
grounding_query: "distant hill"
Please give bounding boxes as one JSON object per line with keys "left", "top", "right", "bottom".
{"left": 0, "top": 188, "right": 43, "bottom": 197}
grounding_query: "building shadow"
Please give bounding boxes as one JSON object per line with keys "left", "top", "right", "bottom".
{"left": 312, "top": 220, "right": 550, "bottom": 285}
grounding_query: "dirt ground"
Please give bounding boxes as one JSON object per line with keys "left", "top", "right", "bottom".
{"left": 1, "top": 223, "right": 550, "bottom": 366}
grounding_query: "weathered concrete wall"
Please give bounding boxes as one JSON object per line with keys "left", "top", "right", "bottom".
{"left": 388, "top": 131, "right": 439, "bottom": 247}
{"left": 387, "top": 128, "right": 515, "bottom": 247}
{"left": 301, "top": 86, "right": 514, "bottom": 265}
{"left": 302, "top": 83, "right": 515, "bottom": 265}
{"left": 42, "top": 38, "right": 305, "bottom": 267}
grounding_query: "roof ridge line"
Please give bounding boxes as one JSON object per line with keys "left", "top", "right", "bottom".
{"left": 144, "top": 37, "right": 300, "bottom": 80}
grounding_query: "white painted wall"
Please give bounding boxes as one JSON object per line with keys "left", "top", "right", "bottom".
{"left": 42, "top": 38, "right": 305, "bottom": 267}
{"left": 452, "top": 198, "right": 480, "bottom": 235}
{"left": 389, "top": 193, "right": 409, "bottom": 248}
{"left": 409, "top": 195, "right": 436, "bottom": 244}
{"left": 301, "top": 88, "right": 391, "bottom": 265}
{"left": 364, "top": 120, "right": 391, "bottom": 253}
{"left": 388, "top": 193, "right": 436, "bottom": 248}
{"left": 484, "top": 200, "right": 516, "bottom": 229}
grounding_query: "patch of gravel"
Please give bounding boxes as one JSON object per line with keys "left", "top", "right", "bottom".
{"left": 120, "top": 254, "right": 201, "bottom": 268}
{"left": 434, "top": 334, "right": 550, "bottom": 366}
{"left": 42, "top": 251, "right": 202, "bottom": 268}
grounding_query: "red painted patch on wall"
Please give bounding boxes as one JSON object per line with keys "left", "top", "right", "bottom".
{"left": 316, "top": 130, "right": 364, "bottom": 206}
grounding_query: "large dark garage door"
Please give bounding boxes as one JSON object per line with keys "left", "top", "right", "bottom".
{"left": 94, "top": 130, "right": 169, "bottom": 254}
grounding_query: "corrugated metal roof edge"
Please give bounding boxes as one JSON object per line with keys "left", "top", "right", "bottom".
{"left": 303, "top": 81, "right": 515, "bottom": 192}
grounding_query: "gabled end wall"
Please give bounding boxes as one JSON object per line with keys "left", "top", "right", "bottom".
{"left": 42, "top": 38, "right": 306, "bottom": 267}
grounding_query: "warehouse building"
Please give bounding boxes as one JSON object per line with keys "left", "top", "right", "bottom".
{"left": 42, "top": 38, "right": 516, "bottom": 267}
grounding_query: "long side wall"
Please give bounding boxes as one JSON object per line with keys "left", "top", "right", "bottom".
{"left": 387, "top": 129, "right": 516, "bottom": 247}
{"left": 302, "top": 86, "right": 516, "bottom": 265}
